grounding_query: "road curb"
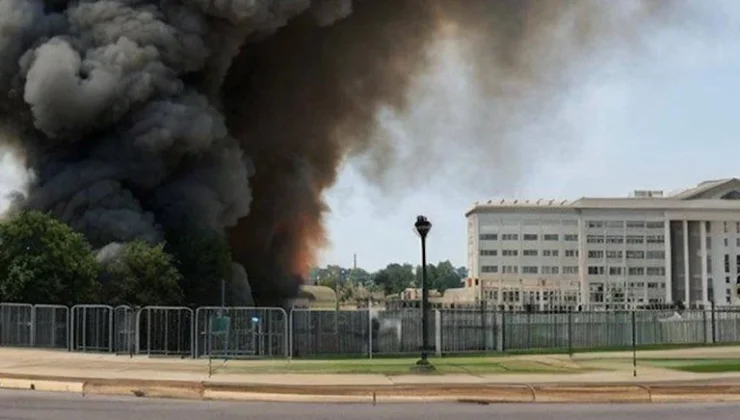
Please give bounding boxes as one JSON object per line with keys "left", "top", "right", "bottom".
{"left": 1, "top": 374, "right": 740, "bottom": 404}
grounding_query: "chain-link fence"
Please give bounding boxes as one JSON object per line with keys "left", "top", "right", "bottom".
{"left": 5, "top": 303, "right": 740, "bottom": 358}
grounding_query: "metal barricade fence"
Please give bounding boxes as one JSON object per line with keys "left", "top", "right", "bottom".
{"left": 33, "top": 305, "right": 68, "bottom": 349}
{"left": 194, "top": 307, "right": 288, "bottom": 359}
{"left": 113, "top": 305, "right": 135, "bottom": 354}
{"left": 0, "top": 303, "right": 34, "bottom": 347}
{"left": 70, "top": 305, "right": 113, "bottom": 352}
{"left": 373, "top": 308, "right": 432, "bottom": 355}
{"left": 137, "top": 306, "right": 193, "bottom": 357}
{"left": 289, "top": 309, "right": 370, "bottom": 358}
{"left": 437, "top": 308, "right": 498, "bottom": 354}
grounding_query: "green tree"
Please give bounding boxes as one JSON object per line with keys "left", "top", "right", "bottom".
{"left": 372, "top": 263, "right": 415, "bottom": 295}
{"left": 164, "top": 224, "right": 233, "bottom": 306}
{"left": 100, "top": 240, "right": 184, "bottom": 306}
{"left": 0, "top": 211, "right": 100, "bottom": 305}
{"left": 433, "top": 260, "right": 464, "bottom": 292}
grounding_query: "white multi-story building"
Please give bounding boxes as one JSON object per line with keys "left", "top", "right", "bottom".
{"left": 465, "top": 179, "right": 740, "bottom": 310}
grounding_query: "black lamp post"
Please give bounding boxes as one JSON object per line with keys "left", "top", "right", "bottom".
{"left": 414, "top": 215, "right": 434, "bottom": 370}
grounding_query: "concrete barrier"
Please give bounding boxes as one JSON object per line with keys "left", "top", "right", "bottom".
{"left": 82, "top": 379, "right": 204, "bottom": 400}
{"left": 3, "top": 372, "right": 740, "bottom": 404}
{"left": 532, "top": 385, "right": 652, "bottom": 403}
{"left": 648, "top": 385, "right": 740, "bottom": 403}
{"left": 0, "top": 378, "right": 84, "bottom": 393}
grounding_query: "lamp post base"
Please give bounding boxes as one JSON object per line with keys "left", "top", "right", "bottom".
{"left": 411, "top": 357, "right": 436, "bottom": 373}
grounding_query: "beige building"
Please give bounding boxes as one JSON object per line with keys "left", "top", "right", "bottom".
{"left": 466, "top": 179, "right": 740, "bottom": 310}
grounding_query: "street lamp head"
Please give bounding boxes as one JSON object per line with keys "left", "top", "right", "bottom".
{"left": 414, "top": 215, "right": 432, "bottom": 238}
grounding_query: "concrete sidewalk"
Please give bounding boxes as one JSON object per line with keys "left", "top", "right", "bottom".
{"left": 1, "top": 347, "right": 740, "bottom": 403}
{"left": 0, "top": 346, "right": 739, "bottom": 387}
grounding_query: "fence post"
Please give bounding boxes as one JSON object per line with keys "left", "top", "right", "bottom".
{"left": 434, "top": 309, "right": 442, "bottom": 357}
{"left": 567, "top": 309, "right": 573, "bottom": 358}
{"left": 480, "top": 300, "right": 487, "bottom": 351}
{"left": 631, "top": 309, "right": 637, "bottom": 377}
{"left": 367, "top": 300, "right": 373, "bottom": 360}
{"left": 711, "top": 301, "right": 716, "bottom": 344}
{"left": 499, "top": 309, "right": 506, "bottom": 352}
{"left": 703, "top": 307, "right": 708, "bottom": 344}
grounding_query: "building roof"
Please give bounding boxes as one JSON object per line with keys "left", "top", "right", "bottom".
{"left": 466, "top": 178, "right": 740, "bottom": 216}
{"left": 296, "top": 285, "right": 337, "bottom": 303}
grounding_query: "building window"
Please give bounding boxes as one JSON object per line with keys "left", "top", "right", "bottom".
{"left": 646, "top": 235, "right": 665, "bottom": 244}
{"left": 501, "top": 233, "right": 519, "bottom": 241}
{"left": 564, "top": 234, "right": 578, "bottom": 241}
{"left": 606, "top": 235, "right": 624, "bottom": 244}
{"left": 563, "top": 266, "right": 579, "bottom": 274}
{"left": 479, "top": 234, "right": 498, "bottom": 240}
{"left": 481, "top": 265, "right": 498, "bottom": 273}
{"left": 543, "top": 249, "right": 559, "bottom": 257}
{"left": 523, "top": 234, "right": 538, "bottom": 241}
{"left": 626, "top": 221, "right": 645, "bottom": 228}
{"left": 522, "top": 266, "right": 538, "bottom": 274}
{"left": 725, "top": 254, "right": 731, "bottom": 272}
{"left": 588, "top": 250, "right": 604, "bottom": 259}
{"left": 626, "top": 251, "right": 645, "bottom": 259}
{"left": 606, "top": 220, "right": 624, "bottom": 228}
{"left": 626, "top": 236, "right": 644, "bottom": 244}
{"left": 646, "top": 267, "right": 666, "bottom": 276}
{"left": 736, "top": 238, "right": 740, "bottom": 247}
{"left": 629, "top": 267, "right": 645, "bottom": 276}
{"left": 706, "top": 237, "right": 712, "bottom": 249}
{"left": 606, "top": 251, "right": 623, "bottom": 259}
{"left": 726, "top": 276, "right": 731, "bottom": 284}
{"left": 543, "top": 234, "right": 559, "bottom": 241}
{"left": 480, "top": 250, "right": 498, "bottom": 256}
{"left": 587, "top": 235, "right": 604, "bottom": 244}
{"left": 542, "top": 266, "right": 559, "bottom": 274}
{"left": 523, "top": 249, "right": 538, "bottom": 256}
{"left": 565, "top": 249, "right": 578, "bottom": 257}
{"left": 646, "top": 251, "right": 665, "bottom": 259}
{"left": 588, "top": 266, "right": 605, "bottom": 275}
{"left": 609, "top": 266, "right": 623, "bottom": 276}
{"left": 502, "top": 249, "right": 518, "bottom": 256}
{"left": 587, "top": 221, "right": 605, "bottom": 228}
{"left": 646, "top": 221, "right": 664, "bottom": 229}
{"left": 725, "top": 238, "right": 729, "bottom": 247}
{"left": 502, "top": 265, "right": 518, "bottom": 274}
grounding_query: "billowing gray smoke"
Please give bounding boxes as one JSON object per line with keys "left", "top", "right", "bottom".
{"left": 0, "top": 0, "right": 690, "bottom": 306}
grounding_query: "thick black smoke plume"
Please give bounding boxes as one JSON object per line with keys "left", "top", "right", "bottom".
{"left": 0, "top": 0, "right": 688, "bottom": 306}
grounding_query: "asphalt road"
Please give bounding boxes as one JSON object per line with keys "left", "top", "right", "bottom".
{"left": 1, "top": 390, "right": 739, "bottom": 420}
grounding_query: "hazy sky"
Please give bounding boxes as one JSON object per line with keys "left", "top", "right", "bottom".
{"left": 1, "top": 1, "right": 739, "bottom": 274}
{"left": 321, "top": 0, "right": 740, "bottom": 272}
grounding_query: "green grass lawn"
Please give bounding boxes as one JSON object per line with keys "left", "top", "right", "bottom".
{"left": 212, "top": 357, "right": 588, "bottom": 375}
{"left": 642, "top": 358, "right": 740, "bottom": 373}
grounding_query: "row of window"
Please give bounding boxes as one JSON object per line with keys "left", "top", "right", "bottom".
{"left": 481, "top": 233, "right": 667, "bottom": 244}
{"left": 481, "top": 264, "right": 665, "bottom": 276}
{"left": 586, "top": 235, "right": 665, "bottom": 244}
{"left": 479, "top": 233, "right": 579, "bottom": 241}
{"left": 587, "top": 250, "right": 665, "bottom": 259}
{"left": 587, "top": 266, "right": 666, "bottom": 276}
{"left": 482, "top": 249, "right": 579, "bottom": 257}
{"left": 482, "top": 265, "right": 579, "bottom": 274}
{"left": 587, "top": 220, "right": 665, "bottom": 229}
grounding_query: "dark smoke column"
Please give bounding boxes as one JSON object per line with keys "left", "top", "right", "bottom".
{"left": 1, "top": 0, "right": 685, "bottom": 307}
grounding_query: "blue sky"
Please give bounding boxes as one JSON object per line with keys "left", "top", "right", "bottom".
{"left": 321, "top": 0, "right": 740, "bottom": 272}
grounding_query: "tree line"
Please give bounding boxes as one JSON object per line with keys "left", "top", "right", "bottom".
{"left": 0, "top": 211, "right": 234, "bottom": 307}
{"left": 0, "top": 211, "right": 469, "bottom": 307}
{"left": 310, "top": 261, "right": 469, "bottom": 301}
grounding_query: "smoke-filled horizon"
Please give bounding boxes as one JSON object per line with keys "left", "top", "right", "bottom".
{"left": 0, "top": 0, "right": 693, "bottom": 306}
